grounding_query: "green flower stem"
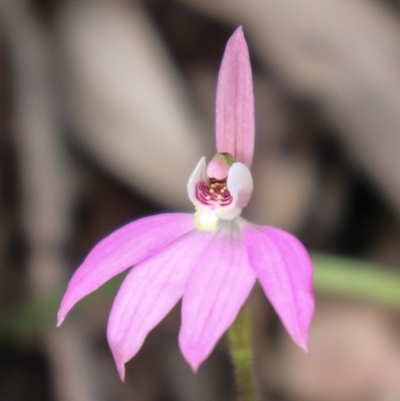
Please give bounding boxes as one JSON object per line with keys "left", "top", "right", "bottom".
{"left": 228, "top": 305, "right": 258, "bottom": 401}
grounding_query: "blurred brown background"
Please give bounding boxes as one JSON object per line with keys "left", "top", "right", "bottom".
{"left": 1, "top": 0, "right": 400, "bottom": 400}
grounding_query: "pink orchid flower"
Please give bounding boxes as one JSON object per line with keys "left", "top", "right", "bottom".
{"left": 58, "top": 27, "right": 314, "bottom": 380}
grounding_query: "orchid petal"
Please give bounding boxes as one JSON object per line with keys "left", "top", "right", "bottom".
{"left": 215, "top": 27, "right": 255, "bottom": 168}
{"left": 179, "top": 222, "right": 256, "bottom": 371}
{"left": 226, "top": 162, "right": 253, "bottom": 210}
{"left": 107, "top": 230, "right": 214, "bottom": 380}
{"left": 58, "top": 213, "right": 194, "bottom": 325}
{"left": 187, "top": 157, "right": 207, "bottom": 206}
{"left": 243, "top": 225, "right": 314, "bottom": 350}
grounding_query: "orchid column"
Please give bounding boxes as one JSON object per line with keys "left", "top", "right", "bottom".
{"left": 58, "top": 27, "right": 314, "bottom": 399}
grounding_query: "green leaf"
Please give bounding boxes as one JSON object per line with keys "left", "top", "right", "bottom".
{"left": 313, "top": 253, "right": 400, "bottom": 307}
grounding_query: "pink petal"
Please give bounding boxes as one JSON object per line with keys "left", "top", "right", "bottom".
{"left": 58, "top": 213, "right": 194, "bottom": 325}
{"left": 243, "top": 225, "right": 314, "bottom": 350}
{"left": 179, "top": 222, "right": 256, "bottom": 371}
{"left": 107, "top": 230, "right": 215, "bottom": 380}
{"left": 215, "top": 27, "right": 255, "bottom": 168}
